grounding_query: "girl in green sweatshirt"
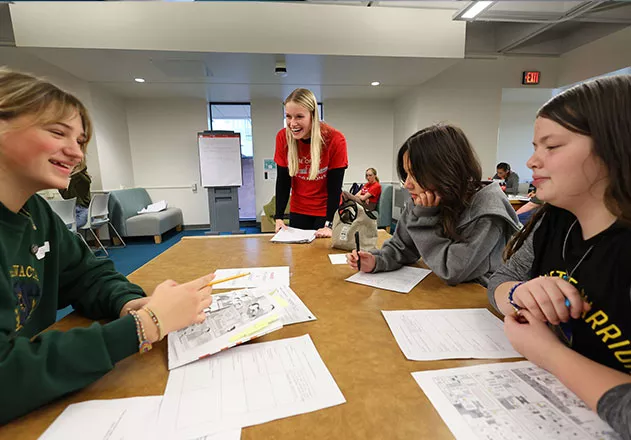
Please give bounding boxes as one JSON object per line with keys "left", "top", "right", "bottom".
{"left": 0, "top": 68, "right": 214, "bottom": 424}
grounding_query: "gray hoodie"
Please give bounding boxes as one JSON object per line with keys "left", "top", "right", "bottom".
{"left": 371, "top": 183, "right": 521, "bottom": 287}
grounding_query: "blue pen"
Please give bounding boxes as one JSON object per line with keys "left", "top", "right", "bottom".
{"left": 565, "top": 298, "right": 571, "bottom": 308}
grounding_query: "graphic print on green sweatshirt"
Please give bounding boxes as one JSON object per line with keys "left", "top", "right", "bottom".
{"left": 10, "top": 263, "right": 42, "bottom": 332}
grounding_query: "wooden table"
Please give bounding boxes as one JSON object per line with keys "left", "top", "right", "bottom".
{"left": 1, "top": 232, "right": 519, "bottom": 439}
{"left": 509, "top": 198, "right": 528, "bottom": 211}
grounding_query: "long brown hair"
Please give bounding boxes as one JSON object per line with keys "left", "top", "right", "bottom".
{"left": 397, "top": 124, "right": 483, "bottom": 241}
{"left": 284, "top": 88, "right": 323, "bottom": 180}
{"left": 504, "top": 74, "right": 631, "bottom": 260}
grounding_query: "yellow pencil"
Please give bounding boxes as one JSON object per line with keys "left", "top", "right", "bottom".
{"left": 206, "top": 272, "right": 251, "bottom": 287}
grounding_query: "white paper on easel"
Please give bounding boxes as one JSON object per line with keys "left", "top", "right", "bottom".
{"left": 198, "top": 133, "right": 242, "bottom": 187}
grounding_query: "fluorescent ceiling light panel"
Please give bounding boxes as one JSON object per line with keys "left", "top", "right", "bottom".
{"left": 461, "top": 1, "right": 493, "bottom": 19}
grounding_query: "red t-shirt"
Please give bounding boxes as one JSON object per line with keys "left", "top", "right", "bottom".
{"left": 274, "top": 124, "right": 348, "bottom": 217}
{"left": 360, "top": 181, "right": 382, "bottom": 205}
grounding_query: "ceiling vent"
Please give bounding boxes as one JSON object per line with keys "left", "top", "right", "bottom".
{"left": 150, "top": 59, "right": 212, "bottom": 78}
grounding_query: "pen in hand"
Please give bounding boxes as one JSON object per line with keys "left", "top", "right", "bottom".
{"left": 355, "top": 231, "right": 361, "bottom": 271}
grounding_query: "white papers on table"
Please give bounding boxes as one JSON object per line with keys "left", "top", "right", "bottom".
{"left": 382, "top": 308, "right": 520, "bottom": 360}
{"left": 210, "top": 285, "right": 316, "bottom": 326}
{"left": 168, "top": 290, "right": 282, "bottom": 370}
{"left": 412, "top": 361, "right": 619, "bottom": 440}
{"left": 212, "top": 266, "right": 290, "bottom": 289}
{"left": 137, "top": 200, "right": 168, "bottom": 214}
{"left": 158, "top": 335, "right": 346, "bottom": 440}
{"left": 38, "top": 396, "right": 241, "bottom": 440}
{"left": 345, "top": 266, "right": 432, "bottom": 293}
{"left": 328, "top": 254, "right": 348, "bottom": 265}
{"left": 507, "top": 194, "right": 531, "bottom": 202}
{"left": 271, "top": 227, "right": 316, "bottom": 243}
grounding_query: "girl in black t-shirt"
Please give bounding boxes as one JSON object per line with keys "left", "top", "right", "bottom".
{"left": 488, "top": 75, "right": 631, "bottom": 437}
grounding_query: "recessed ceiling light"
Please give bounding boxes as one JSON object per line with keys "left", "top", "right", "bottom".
{"left": 134, "top": 78, "right": 146, "bottom": 83}
{"left": 371, "top": 81, "right": 380, "bottom": 86}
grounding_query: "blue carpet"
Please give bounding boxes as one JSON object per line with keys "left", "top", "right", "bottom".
{"left": 55, "top": 226, "right": 262, "bottom": 321}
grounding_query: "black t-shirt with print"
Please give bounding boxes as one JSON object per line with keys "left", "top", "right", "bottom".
{"left": 532, "top": 206, "right": 631, "bottom": 374}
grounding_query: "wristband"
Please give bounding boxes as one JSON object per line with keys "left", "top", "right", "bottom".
{"left": 129, "top": 310, "right": 152, "bottom": 353}
{"left": 143, "top": 306, "right": 164, "bottom": 341}
{"left": 507, "top": 281, "right": 526, "bottom": 314}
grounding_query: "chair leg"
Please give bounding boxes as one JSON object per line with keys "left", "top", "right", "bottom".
{"left": 176, "top": 224, "right": 183, "bottom": 232}
{"left": 107, "top": 222, "right": 126, "bottom": 248}
{"left": 75, "top": 231, "right": 91, "bottom": 251}
{"left": 88, "top": 228, "right": 109, "bottom": 256}
{"left": 154, "top": 235, "right": 162, "bottom": 244}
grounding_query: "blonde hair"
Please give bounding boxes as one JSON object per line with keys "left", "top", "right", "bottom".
{"left": 0, "top": 67, "right": 92, "bottom": 151}
{"left": 366, "top": 167, "right": 379, "bottom": 182}
{"left": 284, "top": 88, "right": 322, "bottom": 180}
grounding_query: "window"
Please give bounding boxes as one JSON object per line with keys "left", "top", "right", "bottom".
{"left": 209, "top": 104, "right": 253, "bottom": 157}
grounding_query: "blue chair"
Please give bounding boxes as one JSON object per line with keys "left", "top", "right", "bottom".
{"left": 376, "top": 183, "right": 393, "bottom": 230}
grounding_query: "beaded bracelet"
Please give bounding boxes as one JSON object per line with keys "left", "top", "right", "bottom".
{"left": 129, "top": 310, "right": 152, "bottom": 353}
{"left": 507, "top": 281, "right": 526, "bottom": 314}
{"left": 142, "top": 306, "right": 164, "bottom": 341}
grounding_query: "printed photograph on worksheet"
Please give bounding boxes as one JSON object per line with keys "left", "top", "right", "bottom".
{"left": 168, "top": 292, "right": 283, "bottom": 370}
{"left": 210, "top": 285, "right": 316, "bottom": 326}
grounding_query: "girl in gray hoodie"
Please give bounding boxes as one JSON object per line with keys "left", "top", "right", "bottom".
{"left": 347, "top": 124, "right": 520, "bottom": 287}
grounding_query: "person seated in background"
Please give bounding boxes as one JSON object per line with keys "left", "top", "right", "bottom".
{"left": 342, "top": 167, "right": 382, "bottom": 211}
{"left": 493, "top": 162, "right": 519, "bottom": 195}
{"left": 59, "top": 160, "right": 91, "bottom": 228}
{"left": 515, "top": 190, "right": 543, "bottom": 224}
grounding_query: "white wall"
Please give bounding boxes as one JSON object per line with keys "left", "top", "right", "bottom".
{"left": 251, "top": 99, "right": 282, "bottom": 221}
{"left": 558, "top": 26, "right": 631, "bottom": 87}
{"left": 496, "top": 89, "right": 553, "bottom": 184}
{"left": 89, "top": 84, "right": 134, "bottom": 190}
{"left": 394, "top": 56, "right": 560, "bottom": 179}
{"left": 126, "top": 98, "right": 210, "bottom": 225}
{"left": 324, "top": 99, "right": 394, "bottom": 184}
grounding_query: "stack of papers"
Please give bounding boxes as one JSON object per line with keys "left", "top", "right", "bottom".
{"left": 137, "top": 200, "right": 168, "bottom": 214}
{"left": 168, "top": 270, "right": 315, "bottom": 369}
{"left": 271, "top": 227, "right": 316, "bottom": 243}
{"left": 346, "top": 266, "right": 432, "bottom": 293}
{"left": 168, "top": 289, "right": 283, "bottom": 369}
{"left": 159, "top": 335, "right": 346, "bottom": 439}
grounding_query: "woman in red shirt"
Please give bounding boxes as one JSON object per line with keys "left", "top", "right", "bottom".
{"left": 342, "top": 167, "right": 382, "bottom": 211}
{"left": 274, "top": 88, "right": 348, "bottom": 238}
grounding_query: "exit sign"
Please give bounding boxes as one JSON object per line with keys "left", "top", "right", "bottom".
{"left": 522, "top": 71, "right": 541, "bottom": 85}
